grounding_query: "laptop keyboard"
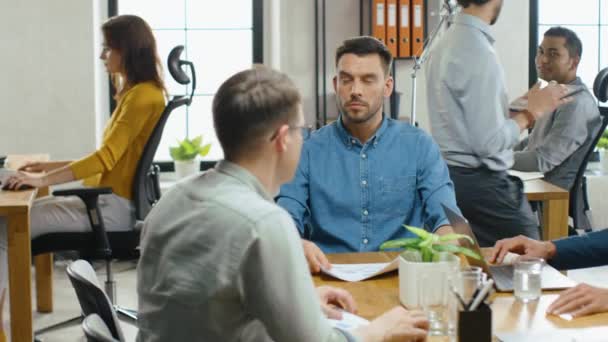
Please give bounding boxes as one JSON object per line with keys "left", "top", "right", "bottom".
{"left": 490, "top": 264, "right": 514, "bottom": 290}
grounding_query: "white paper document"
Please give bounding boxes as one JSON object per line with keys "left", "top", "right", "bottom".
{"left": 321, "top": 258, "right": 398, "bottom": 282}
{"left": 507, "top": 170, "right": 544, "bottom": 181}
{"left": 328, "top": 311, "right": 370, "bottom": 331}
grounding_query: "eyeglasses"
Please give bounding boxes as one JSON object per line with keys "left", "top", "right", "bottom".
{"left": 269, "top": 125, "right": 312, "bottom": 141}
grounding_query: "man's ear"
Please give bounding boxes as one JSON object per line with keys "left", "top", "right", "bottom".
{"left": 384, "top": 76, "right": 394, "bottom": 98}
{"left": 570, "top": 56, "right": 581, "bottom": 71}
{"left": 273, "top": 124, "right": 290, "bottom": 152}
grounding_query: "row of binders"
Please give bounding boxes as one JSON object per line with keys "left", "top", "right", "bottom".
{"left": 372, "top": 0, "right": 424, "bottom": 58}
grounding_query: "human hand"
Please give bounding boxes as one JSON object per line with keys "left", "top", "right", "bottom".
{"left": 316, "top": 286, "right": 357, "bottom": 319}
{"left": 490, "top": 235, "right": 556, "bottom": 264}
{"left": 302, "top": 239, "right": 331, "bottom": 273}
{"left": 355, "top": 306, "right": 429, "bottom": 342}
{"left": 526, "top": 81, "right": 572, "bottom": 119}
{"left": 3, "top": 172, "right": 46, "bottom": 190}
{"left": 548, "top": 284, "right": 608, "bottom": 318}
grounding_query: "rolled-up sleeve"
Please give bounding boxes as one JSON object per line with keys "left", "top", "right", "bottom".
{"left": 416, "top": 132, "right": 461, "bottom": 231}
{"left": 514, "top": 100, "right": 594, "bottom": 173}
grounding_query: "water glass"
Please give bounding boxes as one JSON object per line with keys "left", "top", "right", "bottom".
{"left": 418, "top": 273, "right": 453, "bottom": 336}
{"left": 458, "top": 266, "right": 485, "bottom": 305}
{"left": 514, "top": 258, "right": 544, "bottom": 302}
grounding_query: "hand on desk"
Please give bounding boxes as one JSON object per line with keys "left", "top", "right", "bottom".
{"left": 302, "top": 239, "right": 330, "bottom": 273}
{"left": 490, "top": 235, "right": 557, "bottom": 264}
{"left": 316, "top": 286, "right": 357, "bottom": 319}
{"left": 548, "top": 284, "right": 608, "bottom": 318}
{"left": 3, "top": 172, "right": 45, "bottom": 190}
{"left": 355, "top": 307, "right": 429, "bottom": 342}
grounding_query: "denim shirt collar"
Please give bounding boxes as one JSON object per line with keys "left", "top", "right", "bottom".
{"left": 336, "top": 114, "right": 390, "bottom": 148}
{"left": 215, "top": 160, "right": 273, "bottom": 202}
{"left": 454, "top": 13, "right": 495, "bottom": 45}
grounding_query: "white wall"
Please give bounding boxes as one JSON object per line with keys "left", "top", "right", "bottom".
{"left": 277, "top": 0, "right": 530, "bottom": 132}
{"left": 0, "top": 0, "right": 108, "bottom": 160}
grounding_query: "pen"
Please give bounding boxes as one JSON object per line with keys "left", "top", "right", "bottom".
{"left": 469, "top": 279, "right": 494, "bottom": 311}
{"left": 449, "top": 285, "right": 467, "bottom": 310}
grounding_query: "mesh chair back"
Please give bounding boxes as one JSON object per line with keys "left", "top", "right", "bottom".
{"left": 132, "top": 95, "right": 189, "bottom": 220}
{"left": 67, "top": 260, "right": 125, "bottom": 342}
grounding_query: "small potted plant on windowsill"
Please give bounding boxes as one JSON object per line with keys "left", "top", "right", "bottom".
{"left": 380, "top": 225, "right": 481, "bottom": 308}
{"left": 169, "top": 135, "right": 211, "bottom": 179}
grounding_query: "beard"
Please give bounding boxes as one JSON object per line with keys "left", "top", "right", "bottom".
{"left": 490, "top": 0, "right": 503, "bottom": 25}
{"left": 338, "top": 97, "right": 383, "bottom": 124}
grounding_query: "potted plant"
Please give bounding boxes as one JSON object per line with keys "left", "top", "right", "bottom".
{"left": 596, "top": 132, "right": 608, "bottom": 172}
{"left": 169, "top": 135, "right": 211, "bottom": 179}
{"left": 380, "top": 225, "right": 481, "bottom": 309}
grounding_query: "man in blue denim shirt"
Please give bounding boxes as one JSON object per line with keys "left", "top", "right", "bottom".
{"left": 277, "top": 36, "right": 459, "bottom": 272}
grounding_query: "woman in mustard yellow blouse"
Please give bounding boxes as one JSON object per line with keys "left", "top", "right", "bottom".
{"left": 4, "top": 15, "right": 166, "bottom": 238}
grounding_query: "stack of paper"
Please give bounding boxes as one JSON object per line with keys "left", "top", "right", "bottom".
{"left": 321, "top": 258, "right": 398, "bottom": 282}
{"left": 507, "top": 170, "right": 544, "bottom": 181}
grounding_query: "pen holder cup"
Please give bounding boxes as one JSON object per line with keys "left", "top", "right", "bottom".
{"left": 457, "top": 302, "right": 492, "bottom": 342}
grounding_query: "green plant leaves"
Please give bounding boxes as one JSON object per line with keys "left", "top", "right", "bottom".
{"left": 380, "top": 224, "right": 482, "bottom": 263}
{"left": 169, "top": 135, "right": 212, "bottom": 161}
{"left": 432, "top": 243, "right": 482, "bottom": 260}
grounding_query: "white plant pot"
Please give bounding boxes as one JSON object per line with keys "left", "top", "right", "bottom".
{"left": 174, "top": 159, "right": 198, "bottom": 179}
{"left": 600, "top": 150, "right": 608, "bottom": 173}
{"left": 398, "top": 251, "right": 460, "bottom": 308}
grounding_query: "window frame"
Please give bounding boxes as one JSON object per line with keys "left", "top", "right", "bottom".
{"left": 108, "top": 0, "right": 264, "bottom": 172}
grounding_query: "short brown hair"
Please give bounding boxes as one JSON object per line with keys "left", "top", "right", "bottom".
{"left": 212, "top": 65, "right": 301, "bottom": 160}
{"left": 335, "top": 36, "right": 393, "bottom": 75}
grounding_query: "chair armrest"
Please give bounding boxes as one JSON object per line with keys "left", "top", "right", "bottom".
{"left": 52, "top": 187, "right": 113, "bottom": 259}
{"left": 53, "top": 187, "right": 113, "bottom": 198}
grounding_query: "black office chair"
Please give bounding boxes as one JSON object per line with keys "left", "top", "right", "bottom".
{"left": 568, "top": 67, "right": 608, "bottom": 233}
{"left": 82, "top": 314, "right": 122, "bottom": 342}
{"left": 32, "top": 45, "right": 196, "bottom": 337}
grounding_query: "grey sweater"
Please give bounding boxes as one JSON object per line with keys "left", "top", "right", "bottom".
{"left": 513, "top": 77, "right": 601, "bottom": 190}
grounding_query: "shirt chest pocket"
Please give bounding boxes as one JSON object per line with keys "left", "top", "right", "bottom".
{"left": 379, "top": 176, "right": 416, "bottom": 214}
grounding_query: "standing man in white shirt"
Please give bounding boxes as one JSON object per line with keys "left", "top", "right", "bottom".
{"left": 425, "top": 0, "right": 572, "bottom": 246}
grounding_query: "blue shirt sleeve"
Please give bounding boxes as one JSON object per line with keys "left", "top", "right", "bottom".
{"left": 415, "top": 132, "right": 461, "bottom": 232}
{"left": 550, "top": 229, "right": 608, "bottom": 270}
{"left": 276, "top": 143, "right": 311, "bottom": 237}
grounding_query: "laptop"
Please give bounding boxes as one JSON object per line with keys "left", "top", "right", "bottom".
{"left": 442, "top": 204, "right": 576, "bottom": 292}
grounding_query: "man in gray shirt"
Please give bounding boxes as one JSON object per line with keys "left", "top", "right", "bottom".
{"left": 513, "top": 27, "right": 601, "bottom": 191}
{"left": 137, "top": 66, "right": 429, "bottom": 342}
{"left": 425, "top": 0, "right": 571, "bottom": 246}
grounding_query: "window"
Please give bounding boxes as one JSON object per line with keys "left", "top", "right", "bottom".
{"left": 536, "top": 0, "right": 607, "bottom": 104}
{"left": 116, "top": 0, "right": 262, "bottom": 164}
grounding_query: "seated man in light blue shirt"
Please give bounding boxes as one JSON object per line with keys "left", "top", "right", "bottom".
{"left": 277, "top": 36, "right": 459, "bottom": 272}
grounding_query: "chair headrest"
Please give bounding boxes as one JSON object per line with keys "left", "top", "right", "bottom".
{"left": 593, "top": 67, "right": 608, "bottom": 103}
{"left": 168, "top": 45, "right": 190, "bottom": 85}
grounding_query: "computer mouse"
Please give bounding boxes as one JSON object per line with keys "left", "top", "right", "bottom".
{"left": 1, "top": 182, "right": 34, "bottom": 191}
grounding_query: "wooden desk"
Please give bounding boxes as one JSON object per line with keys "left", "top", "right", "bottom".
{"left": 313, "top": 252, "right": 608, "bottom": 340}
{"left": 1, "top": 155, "right": 51, "bottom": 342}
{"left": 524, "top": 179, "right": 569, "bottom": 240}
